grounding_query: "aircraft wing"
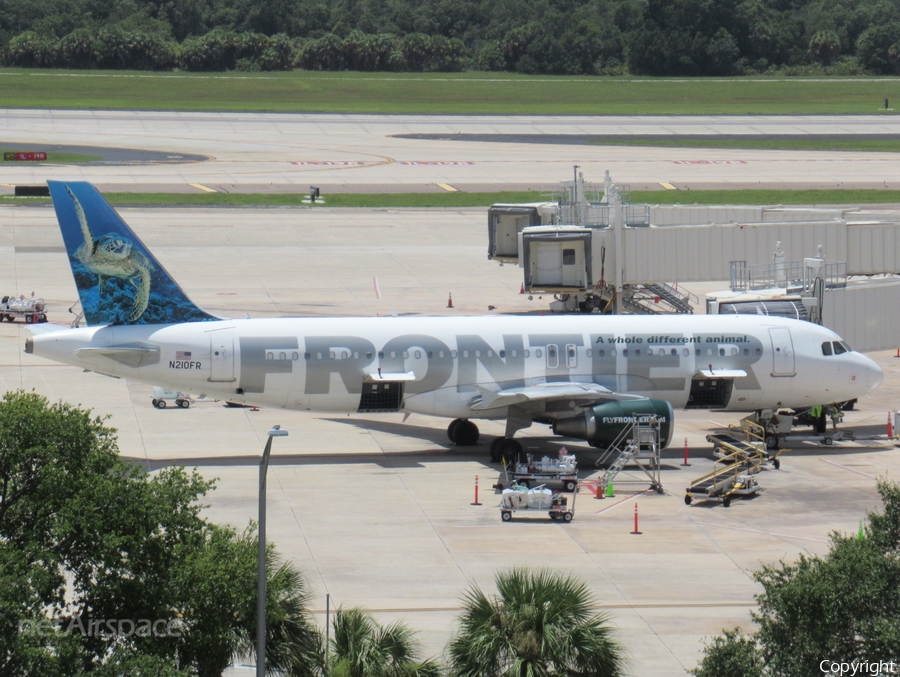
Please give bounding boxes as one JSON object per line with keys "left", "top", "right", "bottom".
{"left": 472, "top": 382, "right": 646, "bottom": 411}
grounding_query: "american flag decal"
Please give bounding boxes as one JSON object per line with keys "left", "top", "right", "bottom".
{"left": 176, "top": 351, "right": 191, "bottom": 360}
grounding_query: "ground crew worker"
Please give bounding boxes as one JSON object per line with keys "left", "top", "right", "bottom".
{"left": 827, "top": 404, "right": 841, "bottom": 432}
{"left": 810, "top": 404, "right": 826, "bottom": 433}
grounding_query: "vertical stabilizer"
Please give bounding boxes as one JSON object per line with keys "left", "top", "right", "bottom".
{"left": 48, "top": 181, "right": 219, "bottom": 326}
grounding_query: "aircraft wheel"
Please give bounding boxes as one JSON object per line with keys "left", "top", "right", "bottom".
{"left": 562, "top": 512, "right": 573, "bottom": 523}
{"left": 454, "top": 420, "right": 480, "bottom": 446}
{"left": 495, "top": 438, "right": 523, "bottom": 465}
{"left": 684, "top": 494, "right": 692, "bottom": 506}
{"left": 447, "top": 418, "right": 463, "bottom": 443}
{"left": 501, "top": 511, "right": 512, "bottom": 522}
{"left": 765, "top": 434, "right": 778, "bottom": 450}
{"left": 157, "top": 400, "right": 167, "bottom": 409}
{"left": 489, "top": 437, "right": 504, "bottom": 462}
{"left": 723, "top": 496, "right": 732, "bottom": 508}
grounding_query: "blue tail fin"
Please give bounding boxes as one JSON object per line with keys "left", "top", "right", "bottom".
{"left": 48, "top": 181, "right": 219, "bottom": 326}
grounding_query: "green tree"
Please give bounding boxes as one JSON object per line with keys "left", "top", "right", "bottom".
{"left": 693, "top": 479, "right": 900, "bottom": 677}
{"left": 690, "top": 628, "right": 764, "bottom": 677}
{"left": 448, "top": 569, "right": 625, "bottom": 677}
{"left": 326, "top": 607, "right": 440, "bottom": 677}
{"left": 856, "top": 22, "right": 900, "bottom": 74}
{"left": 0, "top": 391, "right": 322, "bottom": 676}
{"left": 808, "top": 29, "right": 841, "bottom": 65}
{"left": 174, "top": 524, "right": 323, "bottom": 677}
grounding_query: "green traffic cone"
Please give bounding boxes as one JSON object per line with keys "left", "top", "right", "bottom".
{"left": 606, "top": 481, "right": 615, "bottom": 498}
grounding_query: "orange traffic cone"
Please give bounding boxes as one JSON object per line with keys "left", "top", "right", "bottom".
{"left": 447, "top": 293, "right": 454, "bottom": 308}
{"left": 519, "top": 283, "right": 525, "bottom": 294}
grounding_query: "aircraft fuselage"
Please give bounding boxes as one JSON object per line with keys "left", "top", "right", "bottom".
{"left": 27, "top": 314, "right": 880, "bottom": 419}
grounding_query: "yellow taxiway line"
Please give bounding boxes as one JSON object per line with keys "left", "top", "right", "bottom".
{"left": 189, "top": 183, "right": 217, "bottom": 193}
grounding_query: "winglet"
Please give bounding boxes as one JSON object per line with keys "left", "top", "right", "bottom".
{"left": 47, "top": 181, "right": 219, "bottom": 326}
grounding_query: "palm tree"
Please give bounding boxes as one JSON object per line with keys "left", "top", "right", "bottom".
{"left": 448, "top": 569, "right": 625, "bottom": 677}
{"left": 327, "top": 607, "right": 441, "bottom": 677}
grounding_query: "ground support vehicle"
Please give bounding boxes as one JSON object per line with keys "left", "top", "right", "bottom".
{"left": 500, "top": 452, "right": 578, "bottom": 492}
{"left": 151, "top": 387, "right": 192, "bottom": 409}
{"left": 685, "top": 472, "right": 764, "bottom": 507}
{"left": 499, "top": 482, "right": 576, "bottom": 522}
{"left": 747, "top": 409, "right": 851, "bottom": 448}
{"left": 1, "top": 295, "right": 47, "bottom": 323}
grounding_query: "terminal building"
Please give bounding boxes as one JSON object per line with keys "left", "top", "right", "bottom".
{"left": 487, "top": 170, "right": 900, "bottom": 352}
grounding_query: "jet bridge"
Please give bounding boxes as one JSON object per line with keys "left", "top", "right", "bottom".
{"left": 487, "top": 203, "right": 557, "bottom": 261}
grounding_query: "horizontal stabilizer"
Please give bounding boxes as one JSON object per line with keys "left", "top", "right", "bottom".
{"left": 75, "top": 343, "right": 160, "bottom": 368}
{"left": 24, "top": 323, "right": 68, "bottom": 335}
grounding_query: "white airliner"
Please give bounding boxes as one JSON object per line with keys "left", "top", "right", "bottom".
{"left": 26, "top": 182, "right": 882, "bottom": 461}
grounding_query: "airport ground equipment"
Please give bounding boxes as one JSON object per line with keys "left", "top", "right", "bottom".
{"left": 685, "top": 469, "right": 764, "bottom": 507}
{"left": 502, "top": 451, "right": 578, "bottom": 491}
{"left": 707, "top": 422, "right": 782, "bottom": 470}
{"left": 687, "top": 427, "right": 784, "bottom": 506}
{"left": 151, "top": 387, "right": 192, "bottom": 409}
{"left": 745, "top": 409, "right": 851, "bottom": 448}
{"left": 0, "top": 294, "right": 47, "bottom": 323}
{"left": 499, "top": 482, "right": 576, "bottom": 522}
{"left": 594, "top": 416, "right": 664, "bottom": 495}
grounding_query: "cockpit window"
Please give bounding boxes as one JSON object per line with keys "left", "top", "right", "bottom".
{"left": 832, "top": 341, "right": 847, "bottom": 355}
{"left": 841, "top": 341, "right": 852, "bottom": 352}
{"left": 821, "top": 342, "right": 833, "bottom": 356}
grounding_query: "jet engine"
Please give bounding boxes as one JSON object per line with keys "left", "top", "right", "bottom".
{"left": 552, "top": 399, "right": 674, "bottom": 449}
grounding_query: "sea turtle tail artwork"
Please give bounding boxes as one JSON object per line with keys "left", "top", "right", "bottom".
{"left": 48, "top": 181, "right": 220, "bottom": 326}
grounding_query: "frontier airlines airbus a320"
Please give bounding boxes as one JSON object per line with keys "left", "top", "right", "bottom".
{"left": 26, "top": 182, "right": 882, "bottom": 460}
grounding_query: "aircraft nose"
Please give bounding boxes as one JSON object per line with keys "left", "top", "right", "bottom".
{"left": 867, "top": 356, "right": 884, "bottom": 392}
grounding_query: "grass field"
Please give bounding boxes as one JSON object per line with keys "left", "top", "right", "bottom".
{"left": 5, "top": 189, "right": 900, "bottom": 207}
{"left": 1, "top": 69, "right": 899, "bottom": 114}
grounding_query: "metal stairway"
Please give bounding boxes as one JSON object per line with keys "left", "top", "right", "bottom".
{"left": 595, "top": 417, "right": 664, "bottom": 494}
{"left": 621, "top": 283, "right": 697, "bottom": 315}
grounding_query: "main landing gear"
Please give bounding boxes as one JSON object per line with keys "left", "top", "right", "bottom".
{"left": 447, "top": 418, "right": 524, "bottom": 464}
{"left": 489, "top": 437, "right": 523, "bottom": 464}
{"left": 447, "top": 418, "right": 480, "bottom": 446}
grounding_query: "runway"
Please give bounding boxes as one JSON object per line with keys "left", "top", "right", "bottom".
{"left": 3, "top": 110, "right": 900, "bottom": 192}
